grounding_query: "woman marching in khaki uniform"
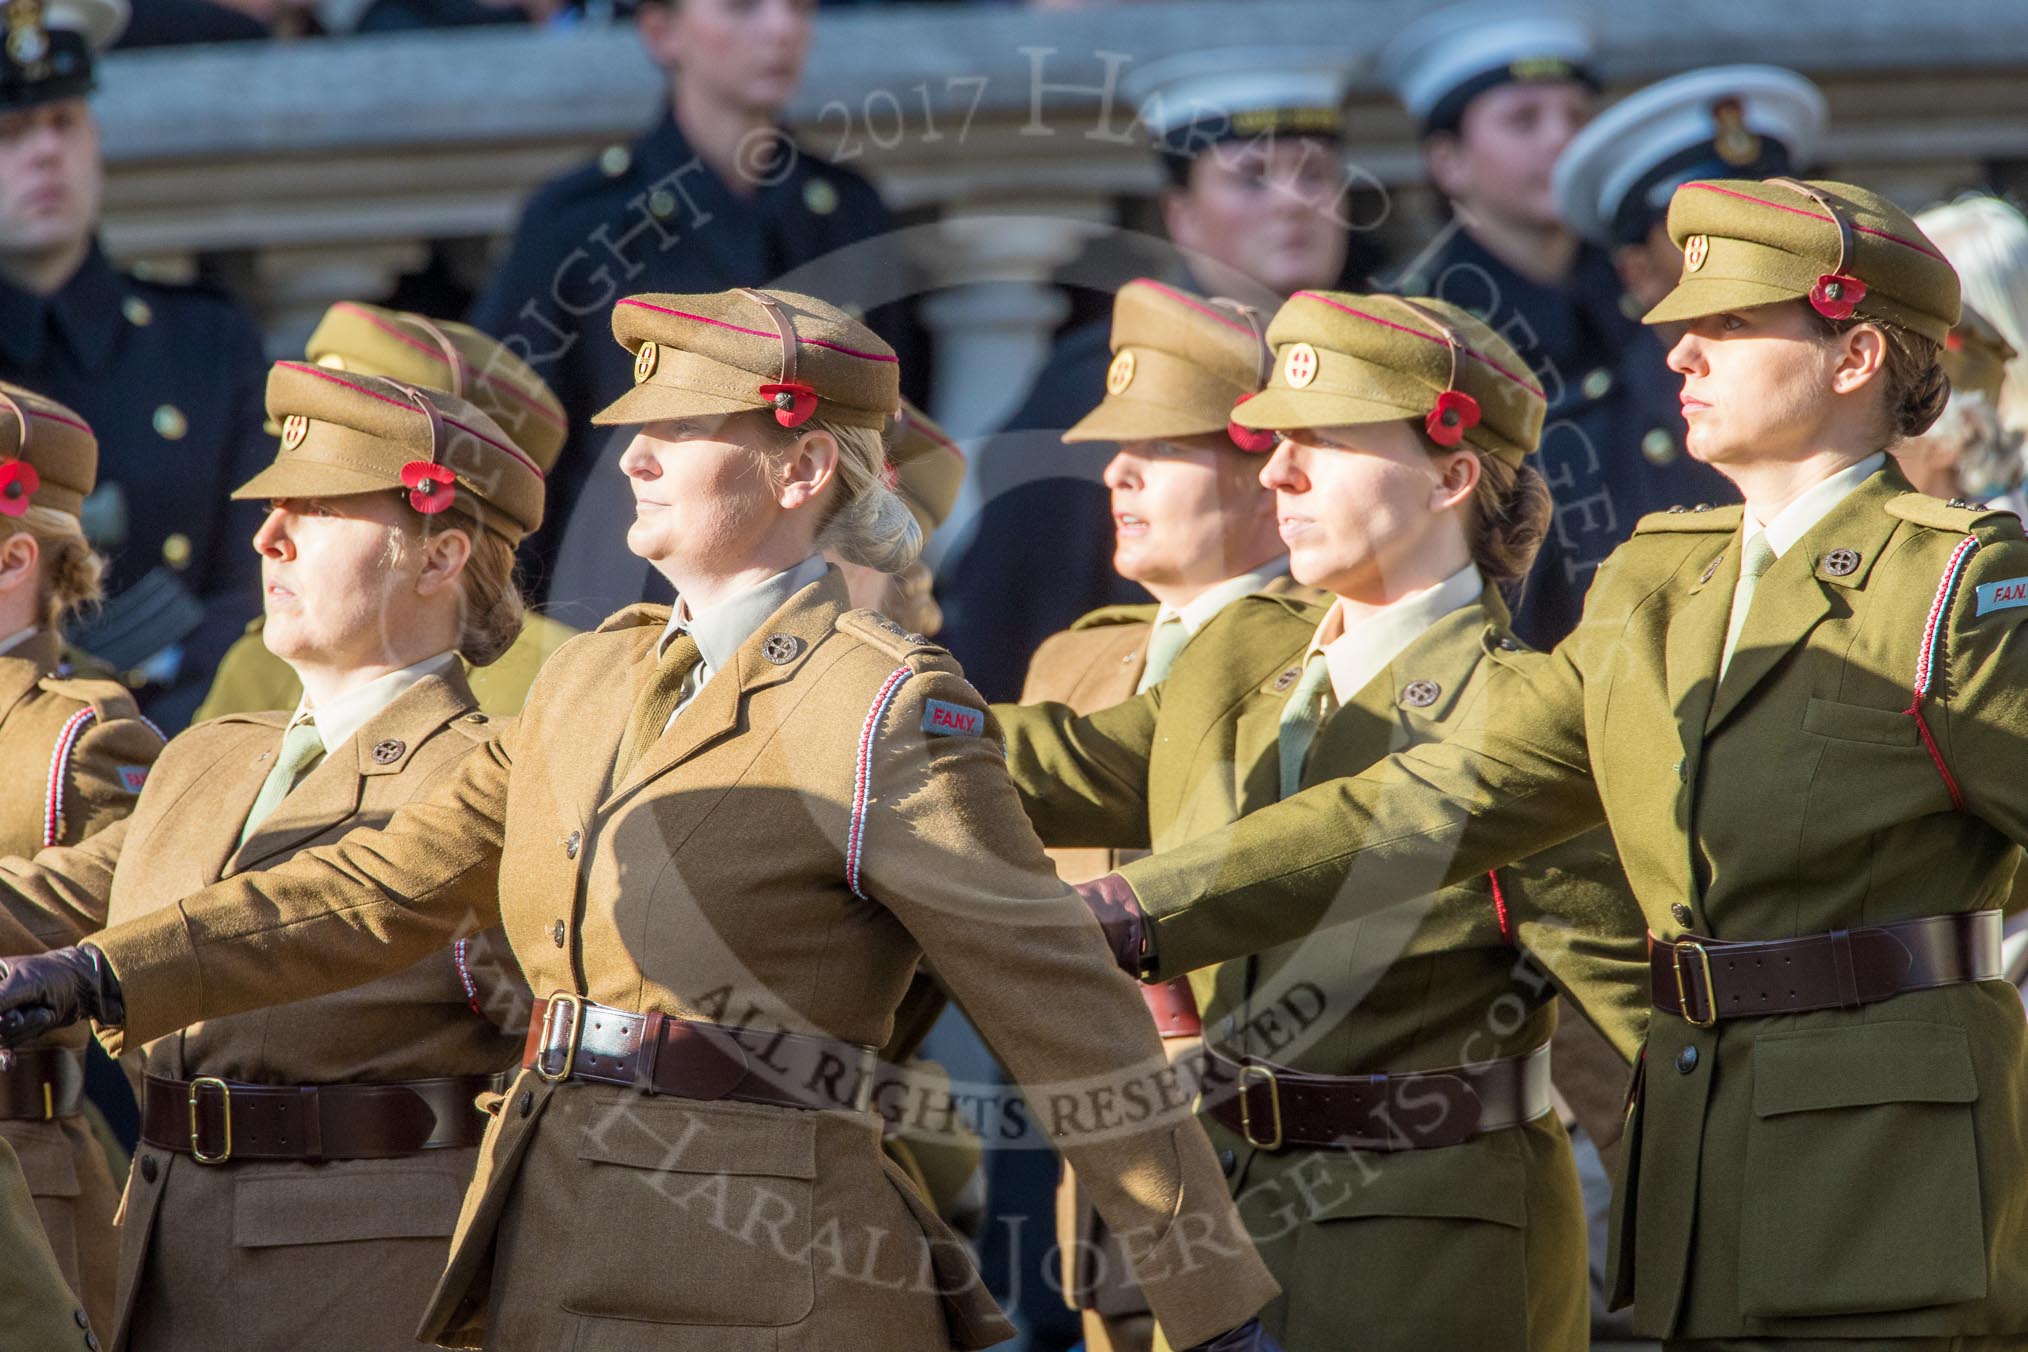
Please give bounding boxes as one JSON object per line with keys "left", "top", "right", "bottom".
{"left": 0, "top": 289, "right": 1283, "bottom": 1352}
{"left": 194, "top": 302, "right": 581, "bottom": 723}
{"left": 1009, "top": 279, "right": 1299, "bottom": 1352}
{"left": 0, "top": 363, "right": 543, "bottom": 1350}
{"left": 1049, "top": 180, "right": 2028, "bottom": 1349}
{"left": 0, "top": 382, "right": 161, "bottom": 1337}
{"left": 997, "top": 294, "right": 1650, "bottom": 1351}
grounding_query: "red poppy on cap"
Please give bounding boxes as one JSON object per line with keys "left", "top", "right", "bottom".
{"left": 1808, "top": 273, "right": 1867, "bottom": 321}
{"left": 1226, "top": 393, "right": 1278, "bottom": 453}
{"left": 0, "top": 460, "right": 39, "bottom": 517}
{"left": 760, "top": 382, "right": 818, "bottom": 429}
{"left": 401, "top": 461, "right": 457, "bottom": 515}
{"left": 1426, "top": 390, "right": 1481, "bottom": 447}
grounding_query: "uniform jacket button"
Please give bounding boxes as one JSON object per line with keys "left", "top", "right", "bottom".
{"left": 564, "top": 830, "right": 581, "bottom": 859}
{"left": 86, "top": 1331, "right": 100, "bottom": 1350}
{"left": 1676, "top": 1045, "right": 1700, "bottom": 1074}
{"left": 1671, "top": 902, "right": 1694, "bottom": 928}
{"left": 550, "top": 919, "right": 567, "bottom": 948}
{"left": 1218, "top": 1147, "right": 1238, "bottom": 1177}
{"left": 74, "top": 1309, "right": 90, "bottom": 1328}
{"left": 139, "top": 1153, "right": 159, "bottom": 1183}
{"left": 1674, "top": 757, "right": 1686, "bottom": 780}
{"left": 518, "top": 1089, "right": 534, "bottom": 1118}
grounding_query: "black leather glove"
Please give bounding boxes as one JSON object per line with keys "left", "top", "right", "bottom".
{"left": 0, "top": 946, "right": 124, "bottom": 1049}
{"left": 1074, "top": 873, "right": 1151, "bottom": 978}
{"left": 1186, "top": 1318, "right": 1283, "bottom": 1351}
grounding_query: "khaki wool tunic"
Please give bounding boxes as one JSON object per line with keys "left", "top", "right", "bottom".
{"left": 0, "top": 666, "right": 527, "bottom": 1351}
{"left": 82, "top": 569, "right": 1280, "bottom": 1352}
{"left": 997, "top": 588, "right": 1650, "bottom": 1351}
{"left": 0, "top": 1135, "right": 94, "bottom": 1351}
{"left": 0, "top": 628, "right": 161, "bottom": 1335}
{"left": 1101, "top": 468, "right": 2028, "bottom": 1342}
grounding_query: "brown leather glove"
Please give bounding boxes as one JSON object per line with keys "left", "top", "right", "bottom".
{"left": 1075, "top": 873, "right": 1152, "bottom": 978}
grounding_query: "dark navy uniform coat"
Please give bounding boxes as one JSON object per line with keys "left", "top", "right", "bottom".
{"left": 0, "top": 243, "right": 269, "bottom": 730}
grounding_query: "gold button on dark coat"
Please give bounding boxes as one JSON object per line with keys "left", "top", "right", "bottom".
{"left": 1641, "top": 428, "right": 1678, "bottom": 465}
{"left": 371, "top": 739, "right": 405, "bottom": 764}
{"left": 151, "top": 405, "right": 187, "bottom": 441}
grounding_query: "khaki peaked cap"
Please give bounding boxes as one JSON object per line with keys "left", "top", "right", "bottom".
{"left": 1647, "top": 177, "right": 1960, "bottom": 343}
{"left": 595, "top": 289, "right": 900, "bottom": 430}
{"left": 1066, "top": 279, "right": 1273, "bottom": 445}
{"left": 890, "top": 398, "right": 964, "bottom": 536}
{"left": 1234, "top": 290, "right": 1545, "bottom": 465}
{"left": 0, "top": 381, "right": 95, "bottom": 520}
{"left": 1942, "top": 304, "right": 2015, "bottom": 406}
{"left": 237, "top": 362, "right": 545, "bottom": 543}
{"left": 303, "top": 302, "right": 569, "bottom": 469}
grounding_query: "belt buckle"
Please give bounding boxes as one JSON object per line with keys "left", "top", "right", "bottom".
{"left": 187, "top": 1076, "right": 232, "bottom": 1165}
{"left": 1672, "top": 940, "right": 1717, "bottom": 1028}
{"left": 535, "top": 992, "right": 587, "bottom": 1083}
{"left": 1236, "top": 1064, "right": 1283, "bottom": 1151}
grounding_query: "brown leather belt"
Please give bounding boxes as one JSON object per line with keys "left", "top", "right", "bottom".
{"left": 523, "top": 994, "right": 879, "bottom": 1113}
{"left": 1141, "top": 978, "right": 1202, "bottom": 1041}
{"left": 1651, "top": 910, "right": 2004, "bottom": 1027}
{"left": 0, "top": 1047, "right": 84, "bottom": 1121}
{"left": 141, "top": 1073, "right": 493, "bottom": 1165}
{"left": 1202, "top": 1044, "right": 1552, "bottom": 1152}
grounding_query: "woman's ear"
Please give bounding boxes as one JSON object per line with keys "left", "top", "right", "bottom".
{"left": 1429, "top": 448, "right": 1481, "bottom": 512}
{"left": 778, "top": 429, "right": 840, "bottom": 510}
{"left": 0, "top": 531, "right": 39, "bottom": 597}
{"left": 1830, "top": 323, "right": 1889, "bottom": 397}
{"left": 413, "top": 527, "right": 473, "bottom": 599}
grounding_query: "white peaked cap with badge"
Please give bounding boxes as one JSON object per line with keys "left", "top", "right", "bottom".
{"left": 1554, "top": 65, "right": 1828, "bottom": 247}
{"left": 1381, "top": 1, "right": 1594, "bottom": 129}
{"left": 1125, "top": 46, "right": 1360, "bottom": 143}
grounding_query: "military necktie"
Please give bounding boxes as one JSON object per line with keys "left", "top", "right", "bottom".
{"left": 1134, "top": 616, "right": 1189, "bottom": 695}
{"left": 614, "top": 633, "right": 704, "bottom": 778}
{"left": 237, "top": 718, "right": 325, "bottom": 846}
{"left": 1275, "top": 652, "right": 1338, "bottom": 799}
{"left": 1718, "top": 532, "right": 1778, "bottom": 681}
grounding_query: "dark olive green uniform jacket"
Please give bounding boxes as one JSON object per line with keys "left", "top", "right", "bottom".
{"left": 1102, "top": 469, "right": 2028, "bottom": 1341}
{"left": 996, "top": 588, "right": 1650, "bottom": 1350}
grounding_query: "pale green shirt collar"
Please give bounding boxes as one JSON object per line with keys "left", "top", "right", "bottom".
{"left": 657, "top": 554, "right": 828, "bottom": 717}
{"left": 294, "top": 650, "right": 459, "bottom": 756}
{"left": 1154, "top": 558, "right": 1292, "bottom": 637}
{"left": 0, "top": 627, "right": 38, "bottom": 659}
{"left": 1744, "top": 452, "right": 1886, "bottom": 560}
{"left": 1306, "top": 564, "right": 1483, "bottom": 705}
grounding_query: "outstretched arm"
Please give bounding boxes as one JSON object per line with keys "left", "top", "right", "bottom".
{"left": 0, "top": 730, "right": 514, "bottom": 1053}
{"left": 1118, "top": 644, "right": 1605, "bottom": 980}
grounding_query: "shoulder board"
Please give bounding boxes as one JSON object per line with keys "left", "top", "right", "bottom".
{"left": 1632, "top": 504, "right": 1744, "bottom": 534}
{"left": 1068, "top": 604, "right": 1159, "bottom": 632}
{"left": 36, "top": 673, "right": 150, "bottom": 725}
{"left": 1884, "top": 492, "right": 2018, "bottom": 534}
{"left": 837, "top": 608, "right": 945, "bottom": 660}
{"left": 445, "top": 710, "right": 501, "bottom": 743}
{"left": 593, "top": 603, "right": 673, "bottom": 635}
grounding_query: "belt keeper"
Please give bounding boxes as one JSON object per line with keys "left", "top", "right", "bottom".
{"left": 299, "top": 1085, "right": 323, "bottom": 1164}
{"left": 1829, "top": 928, "right": 1861, "bottom": 1008}
{"left": 637, "top": 1011, "right": 664, "bottom": 1092}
